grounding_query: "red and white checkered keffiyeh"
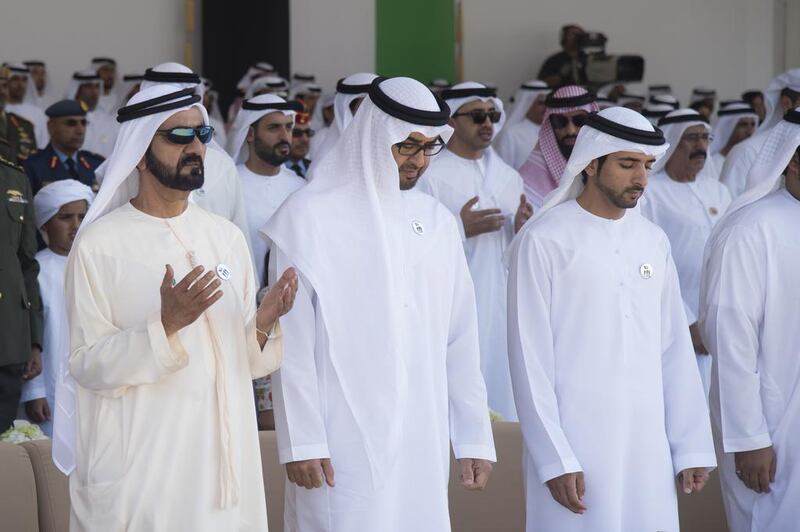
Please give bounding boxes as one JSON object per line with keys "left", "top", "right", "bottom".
{"left": 537, "top": 85, "right": 599, "bottom": 181}
{"left": 518, "top": 86, "right": 598, "bottom": 206}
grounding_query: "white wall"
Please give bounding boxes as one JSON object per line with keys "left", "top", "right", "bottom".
{"left": 289, "top": 0, "right": 375, "bottom": 93}
{"left": 0, "top": 0, "right": 186, "bottom": 98}
{"left": 1, "top": 0, "right": 789, "bottom": 106}
{"left": 461, "top": 0, "right": 778, "bottom": 103}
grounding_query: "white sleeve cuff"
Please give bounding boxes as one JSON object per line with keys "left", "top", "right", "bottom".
{"left": 722, "top": 433, "right": 773, "bottom": 454}
{"left": 537, "top": 457, "right": 583, "bottom": 484}
{"left": 453, "top": 444, "right": 497, "bottom": 463}
{"left": 278, "top": 443, "right": 331, "bottom": 465}
{"left": 672, "top": 452, "right": 718, "bottom": 475}
{"left": 147, "top": 314, "right": 189, "bottom": 373}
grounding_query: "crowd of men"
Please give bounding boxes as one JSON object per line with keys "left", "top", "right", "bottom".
{"left": 1, "top": 29, "right": 799, "bottom": 532}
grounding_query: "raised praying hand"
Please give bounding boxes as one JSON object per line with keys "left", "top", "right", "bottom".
{"left": 514, "top": 194, "right": 533, "bottom": 233}
{"left": 256, "top": 268, "right": 299, "bottom": 333}
{"left": 160, "top": 265, "right": 223, "bottom": 337}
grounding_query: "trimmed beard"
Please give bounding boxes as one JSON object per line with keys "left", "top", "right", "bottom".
{"left": 254, "top": 135, "right": 291, "bottom": 167}
{"left": 145, "top": 147, "right": 204, "bottom": 191}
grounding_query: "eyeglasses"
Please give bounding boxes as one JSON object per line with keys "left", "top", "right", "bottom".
{"left": 292, "top": 128, "right": 315, "bottom": 138}
{"left": 681, "top": 133, "right": 713, "bottom": 143}
{"left": 155, "top": 125, "right": 215, "bottom": 145}
{"left": 395, "top": 139, "right": 446, "bottom": 157}
{"left": 62, "top": 118, "right": 88, "bottom": 128}
{"left": 549, "top": 113, "right": 588, "bottom": 129}
{"left": 452, "top": 109, "right": 502, "bottom": 124}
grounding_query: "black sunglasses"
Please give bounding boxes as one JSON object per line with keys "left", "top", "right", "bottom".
{"left": 292, "top": 128, "right": 316, "bottom": 138}
{"left": 453, "top": 109, "right": 502, "bottom": 124}
{"left": 549, "top": 113, "right": 588, "bottom": 129}
{"left": 156, "top": 125, "right": 215, "bottom": 145}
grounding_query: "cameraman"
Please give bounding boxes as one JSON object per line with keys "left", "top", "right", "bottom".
{"left": 538, "top": 24, "right": 588, "bottom": 87}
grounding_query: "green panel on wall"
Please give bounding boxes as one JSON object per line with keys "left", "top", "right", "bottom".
{"left": 376, "top": 0, "right": 456, "bottom": 85}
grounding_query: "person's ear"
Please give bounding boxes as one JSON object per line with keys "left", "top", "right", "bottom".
{"left": 584, "top": 159, "right": 599, "bottom": 178}
{"left": 246, "top": 125, "right": 256, "bottom": 144}
{"left": 448, "top": 117, "right": 456, "bottom": 128}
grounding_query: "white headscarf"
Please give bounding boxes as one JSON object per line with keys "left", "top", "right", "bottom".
{"left": 80, "top": 84, "right": 209, "bottom": 231}
{"left": 225, "top": 93, "right": 300, "bottom": 164}
{"left": 717, "top": 108, "right": 800, "bottom": 223}
{"left": 137, "top": 62, "right": 232, "bottom": 154}
{"left": 63, "top": 68, "right": 101, "bottom": 101}
{"left": 235, "top": 62, "right": 276, "bottom": 92}
{"left": 34, "top": 180, "right": 95, "bottom": 230}
{"left": 441, "top": 81, "right": 506, "bottom": 140}
{"left": 263, "top": 77, "right": 451, "bottom": 488}
{"left": 289, "top": 81, "right": 322, "bottom": 101}
{"left": 6, "top": 62, "right": 40, "bottom": 106}
{"left": 648, "top": 84, "right": 673, "bottom": 98}
{"left": 691, "top": 86, "right": 717, "bottom": 104}
{"left": 759, "top": 68, "right": 800, "bottom": 132}
{"left": 290, "top": 72, "right": 315, "bottom": 90}
{"left": 23, "top": 60, "right": 53, "bottom": 106}
{"left": 244, "top": 75, "right": 289, "bottom": 99}
{"left": 650, "top": 94, "right": 679, "bottom": 109}
{"left": 201, "top": 77, "right": 225, "bottom": 124}
{"left": 308, "top": 72, "right": 378, "bottom": 166}
{"left": 534, "top": 106, "right": 669, "bottom": 220}
{"left": 618, "top": 83, "right": 646, "bottom": 107}
{"left": 120, "top": 74, "right": 144, "bottom": 103}
{"left": 503, "top": 80, "right": 549, "bottom": 128}
{"left": 651, "top": 108, "right": 712, "bottom": 175}
{"left": 699, "top": 109, "right": 800, "bottom": 332}
{"left": 710, "top": 102, "right": 759, "bottom": 155}
{"left": 641, "top": 103, "right": 676, "bottom": 126}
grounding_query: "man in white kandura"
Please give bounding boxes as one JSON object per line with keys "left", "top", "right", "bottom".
{"left": 709, "top": 101, "right": 758, "bottom": 174}
{"left": 226, "top": 93, "right": 305, "bottom": 286}
{"left": 641, "top": 109, "right": 732, "bottom": 395}
{"left": 419, "top": 81, "right": 532, "bottom": 421}
{"left": 137, "top": 63, "right": 252, "bottom": 246}
{"left": 64, "top": 84, "right": 298, "bottom": 531}
{"left": 308, "top": 72, "right": 378, "bottom": 164}
{"left": 494, "top": 80, "right": 549, "bottom": 169}
{"left": 720, "top": 68, "right": 800, "bottom": 196}
{"left": 507, "top": 106, "right": 716, "bottom": 532}
{"left": 700, "top": 108, "right": 800, "bottom": 532}
{"left": 263, "top": 76, "right": 496, "bottom": 532}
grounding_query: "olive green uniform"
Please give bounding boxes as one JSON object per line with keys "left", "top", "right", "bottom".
{"left": 0, "top": 155, "right": 43, "bottom": 430}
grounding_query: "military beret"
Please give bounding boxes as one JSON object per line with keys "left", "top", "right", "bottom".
{"left": 45, "top": 99, "right": 87, "bottom": 118}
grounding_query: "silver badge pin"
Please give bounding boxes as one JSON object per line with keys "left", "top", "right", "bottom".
{"left": 216, "top": 264, "right": 232, "bottom": 281}
{"left": 412, "top": 220, "right": 424, "bottom": 235}
{"left": 640, "top": 263, "right": 653, "bottom": 280}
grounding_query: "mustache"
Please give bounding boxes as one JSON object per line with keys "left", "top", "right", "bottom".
{"left": 479, "top": 127, "right": 493, "bottom": 136}
{"left": 690, "top": 150, "right": 707, "bottom": 159}
{"left": 625, "top": 185, "right": 645, "bottom": 194}
{"left": 179, "top": 154, "right": 203, "bottom": 167}
{"left": 561, "top": 135, "right": 578, "bottom": 143}
{"left": 274, "top": 141, "right": 291, "bottom": 151}
{"left": 400, "top": 163, "right": 421, "bottom": 173}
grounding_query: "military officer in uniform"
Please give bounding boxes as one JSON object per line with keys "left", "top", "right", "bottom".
{"left": 22, "top": 100, "right": 104, "bottom": 193}
{"left": 0, "top": 66, "right": 38, "bottom": 163}
{"left": 0, "top": 153, "right": 43, "bottom": 430}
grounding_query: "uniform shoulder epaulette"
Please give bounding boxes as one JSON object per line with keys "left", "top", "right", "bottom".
{"left": 7, "top": 112, "right": 34, "bottom": 129}
{"left": 0, "top": 154, "right": 24, "bottom": 172}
